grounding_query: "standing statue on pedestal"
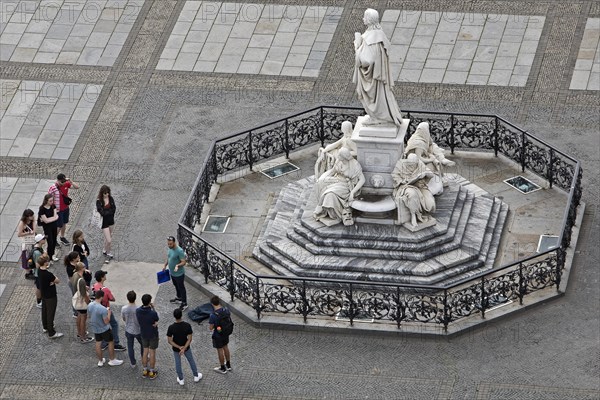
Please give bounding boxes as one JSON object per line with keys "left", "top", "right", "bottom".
{"left": 392, "top": 153, "right": 436, "bottom": 228}
{"left": 404, "top": 122, "right": 455, "bottom": 195}
{"left": 314, "top": 121, "right": 358, "bottom": 179}
{"left": 314, "top": 147, "right": 365, "bottom": 226}
{"left": 353, "top": 8, "right": 403, "bottom": 127}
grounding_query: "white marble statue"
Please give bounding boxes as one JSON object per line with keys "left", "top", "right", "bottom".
{"left": 404, "top": 122, "right": 455, "bottom": 195}
{"left": 314, "top": 147, "right": 365, "bottom": 226}
{"left": 314, "top": 121, "right": 358, "bottom": 179}
{"left": 353, "top": 8, "right": 403, "bottom": 127}
{"left": 392, "top": 153, "right": 436, "bottom": 228}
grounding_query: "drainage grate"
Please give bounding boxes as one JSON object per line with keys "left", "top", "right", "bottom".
{"left": 261, "top": 162, "right": 300, "bottom": 179}
{"left": 202, "top": 216, "right": 230, "bottom": 233}
{"left": 503, "top": 175, "right": 541, "bottom": 194}
{"left": 335, "top": 308, "right": 374, "bottom": 323}
{"left": 537, "top": 234, "right": 559, "bottom": 253}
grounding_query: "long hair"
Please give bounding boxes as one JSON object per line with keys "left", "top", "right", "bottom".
{"left": 72, "top": 229, "right": 84, "bottom": 245}
{"left": 41, "top": 193, "right": 53, "bottom": 207}
{"left": 97, "top": 185, "right": 111, "bottom": 201}
{"left": 20, "top": 209, "right": 34, "bottom": 222}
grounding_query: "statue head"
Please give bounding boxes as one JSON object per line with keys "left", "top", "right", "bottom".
{"left": 406, "top": 153, "right": 419, "bottom": 164}
{"left": 414, "top": 122, "right": 431, "bottom": 139}
{"left": 338, "top": 147, "right": 352, "bottom": 161}
{"left": 341, "top": 121, "right": 353, "bottom": 137}
{"left": 370, "top": 174, "right": 385, "bottom": 188}
{"left": 363, "top": 9, "right": 380, "bottom": 27}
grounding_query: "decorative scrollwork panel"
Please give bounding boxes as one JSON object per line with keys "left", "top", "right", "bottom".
{"left": 453, "top": 118, "right": 495, "bottom": 150}
{"left": 522, "top": 255, "right": 557, "bottom": 293}
{"left": 497, "top": 122, "right": 521, "bottom": 163}
{"left": 523, "top": 137, "right": 550, "bottom": 180}
{"left": 215, "top": 135, "right": 250, "bottom": 173}
{"left": 322, "top": 109, "right": 362, "bottom": 142}
{"left": 406, "top": 115, "right": 452, "bottom": 147}
{"left": 250, "top": 123, "right": 286, "bottom": 163}
{"left": 288, "top": 113, "right": 321, "bottom": 150}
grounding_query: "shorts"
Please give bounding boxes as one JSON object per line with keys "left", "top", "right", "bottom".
{"left": 141, "top": 336, "right": 159, "bottom": 350}
{"left": 212, "top": 334, "right": 230, "bottom": 349}
{"left": 34, "top": 277, "right": 40, "bottom": 289}
{"left": 57, "top": 208, "right": 70, "bottom": 227}
{"left": 94, "top": 329, "right": 113, "bottom": 343}
{"left": 75, "top": 309, "right": 87, "bottom": 314}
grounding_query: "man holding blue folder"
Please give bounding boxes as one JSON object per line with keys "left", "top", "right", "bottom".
{"left": 163, "top": 236, "right": 188, "bottom": 311}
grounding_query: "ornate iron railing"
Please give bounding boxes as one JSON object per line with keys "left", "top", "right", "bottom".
{"left": 178, "top": 106, "right": 583, "bottom": 331}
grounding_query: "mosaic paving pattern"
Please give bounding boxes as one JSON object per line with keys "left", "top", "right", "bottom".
{"left": 570, "top": 18, "right": 599, "bottom": 90}
{"left": 0, "top": 79, "right": 102, "bottom": 158}
{"left": 157, "top": 1, "right": 343, "bottom": 77}
{"left": 381, "top": 11, "right": 545, "bottom": 86}
{"left": 0, "top": 0, "right": 145, "bottom": 66}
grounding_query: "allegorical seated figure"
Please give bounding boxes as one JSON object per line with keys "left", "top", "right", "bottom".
{"left": 404, "top": 122, "right": 455, "bottom": 195}
{"left": 353, "top": 8, "right": 403, "bottom": 127}
{"left": 314, "top": 120, "right": 358, "bottom": 179}
{"left": 314, "top": 147, "right": 365, "bottom": 226}
{"left": 392, "top": 153, "right": 436, "bottom": 228}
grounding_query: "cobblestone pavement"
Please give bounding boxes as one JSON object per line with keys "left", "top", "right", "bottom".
{"left": 0, "top": 0, "right": 598, "bottom": 399}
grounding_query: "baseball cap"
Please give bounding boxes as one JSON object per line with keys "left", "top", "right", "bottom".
{"left": 35, "top": 234, "right": 45, "bottom": 243}
{"left": 94, "top": 270, "right": 108, "bottom": 281}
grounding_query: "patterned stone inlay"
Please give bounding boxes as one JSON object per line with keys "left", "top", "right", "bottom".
{"left": 0, "top": 0, "right": 145, "bottom": 66}
{"left": 570, "top": 18, "right": 599, "bottom": 90}
{"left": 0, "top": 79, "right": 102, "bottom": 159}
{"left": 157, "top": 1, "right": 343, "bottom": 77}
{"left": 381, "top": 10, "right": 545, "bottom": 86}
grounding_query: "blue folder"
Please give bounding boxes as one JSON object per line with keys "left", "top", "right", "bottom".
{"left": 157, "top": 269, "right": 170, "bottom": 284}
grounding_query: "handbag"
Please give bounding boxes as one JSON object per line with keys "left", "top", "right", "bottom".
{"left": 91, "top": 208, "right": 103, "bottom": 229}
{"left": 72, "top": 278, "right": 88, "bottom": 310}
{"left": 157, "top": 269, "right": 170, "bottom": 284}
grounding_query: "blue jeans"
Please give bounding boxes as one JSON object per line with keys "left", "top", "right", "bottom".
{"left": 171, "top": 274, "right": 187, "bottom": 305}
{"left": 102, "top": 312, "right": 121, "bottom": 347}
{"left": 125, "top": 331, "right": 143, "bottom": 365}
{"left": 173, "top": 348, "right": 198, "bottom": 380}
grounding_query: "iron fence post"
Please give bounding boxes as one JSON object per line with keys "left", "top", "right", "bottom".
{"left": 319, "top": 107, "right": 325, "bottom": 146}
{"left": 284, "top": 119, "right": 290, "bottom": 159}
{"left": 555, "top": 248, "right": 564, "bottom": 291}
{"left": 493, "top": 117, "right": 499, "bottom": 157}
{"left": 302, "top": 280, "right": 308, "bottom": 323}
{"left": 348, "top": 283, "right": 354, "bottom": 326}
{"left": 396, "top": 286, "right": 401, "bottom": 329}
{"left": 255, "top": 276, "right": 261, "bottom": 320}
{"left": 202, "top": 241, "right": 209, "bottom": 284}
{"left": 480, "top": 276, "right": 487, "bottom": 319}
{"left": 520, "top": 131, "right": 526, "bottom": 172}
{"left": 518, "top": 262, "right": 524, "bottom": 305}
{"left": 443, "top": 289, "right": 449, "bottom": 332}
{"left": 248, "top": 130, "right": 253, "bottom": 171}
{"left": 228, "top": 260, "right": 235, "bottom": 302}
{"left": 549, "top": 148, "right": 554, "bottom": 188}
{"left": 450, "top": 114, "right": 456, "bottom": 154}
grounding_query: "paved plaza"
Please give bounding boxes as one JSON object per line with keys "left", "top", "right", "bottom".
{"left": 0, "top": 0, "right": 599, "bottom": 398}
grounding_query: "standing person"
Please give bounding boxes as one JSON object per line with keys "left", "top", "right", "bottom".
{"left": 208, "top": 296, "right": 233, "bottom": 374}
{"left": 31, "top": 234, "right": 46, "bottom": 308}
{"left": 65, "top": 251, "right": 81, "bottom": 318}
{"left": 87, "top": 289, "right": 124, "bottom": 367}
{"left": 70, "top": 262, "right": 93, "bottom": 343}
{"left": 38, "top": 194, "right": 59, "bottom": 262}
{"left": 163, "top": 236, "right": 188, "bottom": 311}
{"left": 92, "top": 271, "right": 125, "bottom": 351}
{"left": 121, "top": 290, "right": 143, "bottom": 368}
{"left": 71, "top": 230, "right": 90, "bottom": 269}
{"left": 136, "top": 294, "right": 159, "bottom": 379}
{"left": 37, "top": 254, "right": 63, "bottom": 339}
{"left": 17, "top": 209, "right": 36, "bottom": 278}
{"left": 167, "top": 308, "right": 202, "bottom": 385}
{"left": 48, "top": 173, "right": 79, "bottom": 246}
{"left": 96, "top": 185, "right": 116, "bottom": 263}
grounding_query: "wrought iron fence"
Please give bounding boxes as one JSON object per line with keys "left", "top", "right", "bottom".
{"left": 178, "top": 106, "right": 583, "bottom": 331}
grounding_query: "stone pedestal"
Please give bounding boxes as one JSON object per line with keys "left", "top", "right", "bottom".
{"left": 352, "top": 116, "right": 409, "bottom": 195}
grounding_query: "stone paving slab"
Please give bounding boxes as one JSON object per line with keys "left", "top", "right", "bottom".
{"left": 0, "top": 79, "right": 102, "bottom": 159}
{"left": 569, "top": 18, "right": 600, "bottom": 90}
{"left": 382, "top": 10, "right": 545, "bottom": 86}
{"left": 157, "top": 1, "right": 343, "bottom": 77}
{"left": 0, "top": 0, "right": 145, "bottom": 66}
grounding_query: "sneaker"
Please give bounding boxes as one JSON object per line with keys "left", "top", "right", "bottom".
{"left": 80, "top": 336, "right": 94, "bottom": 344}
{"left": 106, "top": 253, "right": 114, "bottom": 259}
{"left": 148, "top": 370, "right": 157, "bottom": 380}
{"left": 42, "top": 328, "right": 47, "bottom": 333}
{"left": 108, "top": 359, "right": 123, "bottom": 366}
{"left": 225, "top": 362, "right": 232, "bottom": 371}
{"left": 177, "top": 377, "right": 184, "bottom": 386}
{"left": 72, "top": 313, "right": 78, "bottom": 318}
{"left": 25, "top": 272, "right": 35, "bottom": 280}
{"left": 142, "top": 369, "right": 149, "bottom": 378}
{"left": 49, "top": 332, "right": 64, "bottom": 339}
{"left": 51, "top": 255, "right": 59, "bottom": 262}
{"left": 179, "top": 304, "right": 188, "bottom": 311}
{"left": 36, "top": 302, "right": 42, "bottom": 309}
{"left": 77, "top": 331, "right": 89, "bottom": 338}
{"left": 131, "top": 363, "right": 137, "bottom": 369}
{"left": 114, "top": 344, "right": 126, "bottom": 352}
{"left": 98, "top": 358, "right": 106, "bottom": 367}
{"left": 194, "top": 373, "right": 203, "bottom": 382}
{"left": 104, "top": 257, "right": 110, "bottom": 264}
{"left": 101, "top": 344, "right": 108, "bottom": 351}
{"left": 170, "top": 298, "right": 182, "bottom": 304}
{"left": 213, "top": 366, "right": 227, "bottom": 374}
{"left": 60, "top": 237, "right": 70, "bottom": 246}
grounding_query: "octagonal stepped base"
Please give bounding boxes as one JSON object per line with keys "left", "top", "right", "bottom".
{"left": 252, "top": 175, "right": 508, "bottom": 286}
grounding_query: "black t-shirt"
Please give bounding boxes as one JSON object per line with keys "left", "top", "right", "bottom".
{"left": 38, "top": 205, "right": 57, "bottom": 228}
{"left": 166, "top": 321, "right": 193, "bottom": 352}
{"left": 66, "top": 263, "right": 76, "bottom": 278}
{"left": 73, "top": 241, "right": 90, "bottom": 259}
{"left": 38, "top": 269, "right": 57, "bottom": 299}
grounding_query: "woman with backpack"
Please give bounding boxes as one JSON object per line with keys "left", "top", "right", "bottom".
{"left": 17, "top": 209, "right": 36, "bottom": 277}
{"left": 38, "top": 194, "right": 59, "bottom": 263}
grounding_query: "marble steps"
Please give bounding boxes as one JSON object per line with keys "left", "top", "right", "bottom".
{"left": 291, "top": 187, "right": 469, "bottom": 254}
{"left": 297, "top": 184, "right": 464, "bottom": 243}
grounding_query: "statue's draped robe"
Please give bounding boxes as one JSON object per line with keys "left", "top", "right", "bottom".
{"left": 353, "top": 29, "right": 402, "bottom": 126}
{"left": 315, "top": 159, "right": 363, "bottom": 221}
{"left": 392, "top": 159, "right": 436, "bottom": 222}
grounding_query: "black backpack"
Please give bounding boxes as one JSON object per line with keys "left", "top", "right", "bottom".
{"left": 215, "top": 308, "right": 234, "bottom": 336}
